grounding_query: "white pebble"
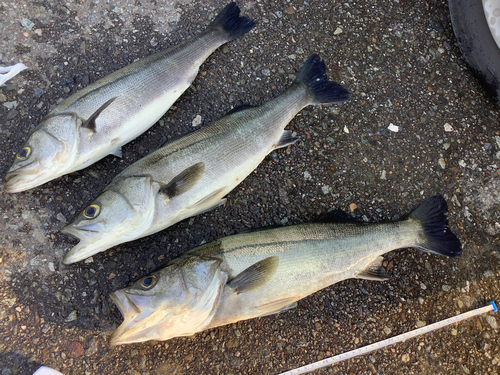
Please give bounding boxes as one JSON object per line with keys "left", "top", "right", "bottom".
{"left": 444, "top": 123, "right": 454, "bottom": 132}
{"left": 388, "top": 123, "right": 399, "bottom": 132}
{"left": 192, "top": 115, "right": 202, "bottom": 127}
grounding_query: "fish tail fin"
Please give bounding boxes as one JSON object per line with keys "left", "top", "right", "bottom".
{"left": 295, "top": 54, "right": 350, "bottom": 105}
{"left": 210, "top": 2, "right": 255, "bottom": 42}
{"left": 409, "top": 195, "right": 462, "bottom": 257}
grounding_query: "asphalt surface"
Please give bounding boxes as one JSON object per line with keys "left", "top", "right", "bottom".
{"left": 1, "top": 0, "right": 499, "bottom": 374}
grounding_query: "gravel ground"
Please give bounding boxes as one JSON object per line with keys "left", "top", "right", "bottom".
{"left": 1, "top": 0, "right": 499, "bottom": 374}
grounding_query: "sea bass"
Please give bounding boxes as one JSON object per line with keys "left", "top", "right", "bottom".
{"left": 60, "top": 54, "right": 350, "bottom": 264}
{"left": 109, "top": 195, "right": 461, "bottom": 346}
{"left": 4, "top": 2, "right": 255, "bottom": 193}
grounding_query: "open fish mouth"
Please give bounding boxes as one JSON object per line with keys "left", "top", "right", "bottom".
{"left": 60, "top": 223, "right": 102, "bottom": 239}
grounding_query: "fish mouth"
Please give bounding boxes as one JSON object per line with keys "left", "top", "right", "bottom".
{"left": 109, "top": 291, "right": 149, "bottom": 347}
{"left": 4, "top": 161, "right": 43, "bottom": 193}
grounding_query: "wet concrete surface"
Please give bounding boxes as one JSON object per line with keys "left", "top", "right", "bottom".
{"left": 0, "top": 0, "right": 499, "bottom": 374}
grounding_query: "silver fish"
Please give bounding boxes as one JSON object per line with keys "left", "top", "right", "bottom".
{"left": 60, "top": 54, "right": 350, "bottom": 264}
{"left": 4, "top": 2, "right": 255, "bottom": 193}
{"left": 109, "top": 195, "right": 461, "bottom": 346}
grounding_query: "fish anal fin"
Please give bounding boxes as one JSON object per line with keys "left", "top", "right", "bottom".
{"left": 160, "top": 162, "right": 205, "bottom": 199}
{"left": 357, "top": 256, "right": 390, "bottom": 281}
{"left": 255, "top": 298, "right": 298, "bottom": 317}
{"left": 228, "top": 256, "right": 279, "bottom": 294}
{"left": 81, "top": 97, "right": 117, "bottom": 132}
{"left": 187, "top": 186, "right": 228, "bottom": 215}
{"left": 274, "top": 130, "right": 298, "bottom": 150}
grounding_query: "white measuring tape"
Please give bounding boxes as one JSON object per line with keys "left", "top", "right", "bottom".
{"left": 278, "top": 301, "right": 497, "bottom": 375}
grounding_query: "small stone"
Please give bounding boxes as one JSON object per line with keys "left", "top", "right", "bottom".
{"left": 388, "top": 123, "right": 399, "bottom": 132}
{"left": 457, "top": 299, "right": 464, "bottom": 308}
{"left": 443, "top": 142, "right": 450, "bottom": 150}
{"left": 383, "top": 326, "right": 391, "bottom": 335}
{"left": 222, "top": 45, "right": 229, "bottom": 53}
{"left": 416, "top": 320, "right": 426, "bottom": 328}
{"left": 67, "top": 341, "right": 84, "bottom": 358}
{"left": 451, "top": 328, "right": 458, "bottom": 335}
{"left": 284, "top": 6, "right": 295, "bottom": 14}
{"left": 261, "top": 68, "right": 271, "bottom": 76}
{"left": 192, "top": 115, "right": 202, "bottom": 127}
{"left": 349, "top": 203, "right": 357, "bottom": 212}
{"left": 21, "top": 18, "right": 35, "bottom": 30}
{"left": 3, "top": 101, "right": 17, "bottom": 109}
{"left": 65, "top": 310, "right": 78, "bottom": 322}
{"left": 442, "top": 285, "right": 452, "bottom": 291}
{"left": 380, "top": 170, "right": 387, "bottom": 179}
{"left": 56, "top": 213, "right": 67, "bottom": 224}
{"left": 458, "top": 160, "right": 466, "bottom": 168}
{"left": 334, "top": 27, "right": 343, "bottom": 35}
{"left": 343, "top": 125, "right": 349, "bottom": 133}
{"left": 303, "top": 171, "right": 312, "bottom": 180}
{"left": 438, "top": 158, "right": 446, "bottom": 169}
{"left": 420, "top": 282, "right": 427, "bottom": 290}
{"left": 321, "top": 185, "right": 330, "bottom": 194}
{"left": 401, "top": 353, "right": 410, "bottom": 362}
{"left": 444, "top": 123, "right": 454, "bottom": 132}
{"left": 485, "top": 315, "right": 498, "bottom": 329}
{"left": 425, "top": 261, "right": 433, "bottom": 274}
{"left": 48, "top": 262, "right": 55, "bottom": 272}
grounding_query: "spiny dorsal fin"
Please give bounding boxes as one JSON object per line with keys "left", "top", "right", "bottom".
{"left": 81, "top": 97, "right": 117, "bottom": 132}
{"left": 228, "top": 256, "right": 279, "bottom": 294}
{"left": 274, "top": 130, "right": 299, "bottom": 150}
{"left": 314, "top": 209, "right": 361, "bottom": 224}
{"left": 159, "top": 162, "right": 205, "bottom": 199}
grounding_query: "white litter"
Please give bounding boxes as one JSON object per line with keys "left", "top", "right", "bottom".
{"left": 388, "top": 123, "right": 399, "bottom": 132}
{"left": 444, "top": 123, "right": 454, "bottom": 132}
{"left": 0, "top": 63, "right": 28, "bottom": 86}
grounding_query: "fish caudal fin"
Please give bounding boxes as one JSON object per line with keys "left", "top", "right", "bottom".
{"left": 295, "top": 54, "right": 350, "bottom": 105}
{"left": 211, "top": 2, "right": 255, "bottom": 43}
{"left": 410, "top": 195, "right": 462, "bottom": 258}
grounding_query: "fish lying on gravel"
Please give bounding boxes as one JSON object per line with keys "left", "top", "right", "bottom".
{"left": 60, "top": 54, "right": 350, "bottom": 264}
{"left": 4, "top": 2, "right": 255, "bottom": 193}
{"left": 108, "top": 195, "right": 461, "bottom": 346}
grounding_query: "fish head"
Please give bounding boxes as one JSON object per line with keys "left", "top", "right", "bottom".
{"left": 5, "top": 113, "right": 80, "bottom": 193}
{"left": 61, "top": 177, "right": 157, "bottom": 264}
{"left": 109, "top": 256, "right": 226, "bottom": 346}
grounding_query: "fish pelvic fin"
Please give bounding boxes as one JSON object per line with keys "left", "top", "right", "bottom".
{"left": 210, "top": 2, "right": 255, "bottom": 43}
{"left": 228, "top": 256, "right": 279, "bottom": 294}
{"left": 409, "top": 195, "right": 462, "bottom": 258}
{"left": 81, "top": 97, "right": 117, "bottom": 132}
{"left": 255, "top": 298, "right": 298, "bottom": 317}
{"left": 186, "top": 186, "right": 228, "bottom": 216}
{"left": 295, "top": 54, "right": 350, "bottom": 105}
{"left": 160, "top": 162, "right": 205, "bottom": 199}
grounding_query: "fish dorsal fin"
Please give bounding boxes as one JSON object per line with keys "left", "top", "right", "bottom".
{"left": 81, "top": 97, "right": 117, "bottom": 132}
{"left": 357, "top": 256, "right": 390, "bottom": 281}
{"left": 226, "top": 104, "right": 256, "bottom": 116}
{"left": 228, "top": 256, "right": 279, "bottom": 294}
{"left": 274, "top": 130, "right": 299, "bottom": 150}
{"left": 159, "top": 162, "right": 205, "bottom": 199}
{"left": 314, "top": 209, "right": 361, "bottom": 224}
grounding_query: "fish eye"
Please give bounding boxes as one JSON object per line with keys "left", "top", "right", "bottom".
{"left": 16, "top": 147, "right": 31, "bottom": 160}
{"left": 140, "top": 275, "right": 157, "bottom": 289}
{"left": 83, "top": 204, "right": 100, "bottom": 219}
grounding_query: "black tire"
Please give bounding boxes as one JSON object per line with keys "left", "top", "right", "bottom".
{"left": 449, "top": 0, "right": 500, "bottom": 107}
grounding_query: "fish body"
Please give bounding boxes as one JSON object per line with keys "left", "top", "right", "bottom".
{"left": 109, "top": 195, "right": 462, "bottom": 346}
{"left": 61, "top": 54, "right": 350, "bottom": 264}
{"left": 4, "top": 2, "right": 255, "bottom": 193}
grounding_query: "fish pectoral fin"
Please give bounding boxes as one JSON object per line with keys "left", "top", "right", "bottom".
{"left": 186, "top": 186, "right": 228, "bottom": 215}
{"left": 357, "top": 256, "right": 390, "bottom": 281}
{"left": 228, "top": 256, "right": 279, "bottom": 294}
{"left": 110, "top": 147, "right": 123, "bottom": 158}
{"left": 81, "top": 97, "right": 117, "bottom": 132}
{"left": 273, "top": 130, "right": 299, "bottom": 150}
{"left": 255, "top": 298, "right": 298, "bottom": 317}
{"left": 159, "top": 162, "right": 205, "bottom": 199}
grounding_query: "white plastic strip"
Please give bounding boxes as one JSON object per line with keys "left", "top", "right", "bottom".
{"left": 279, "top": 301, "right": 497, "bottom": 375}
{"left": 32, "top": 366, "right": 64, "bottom": 375}
{"left": 0, "top": 63, "right": 28, "bottom": 86}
